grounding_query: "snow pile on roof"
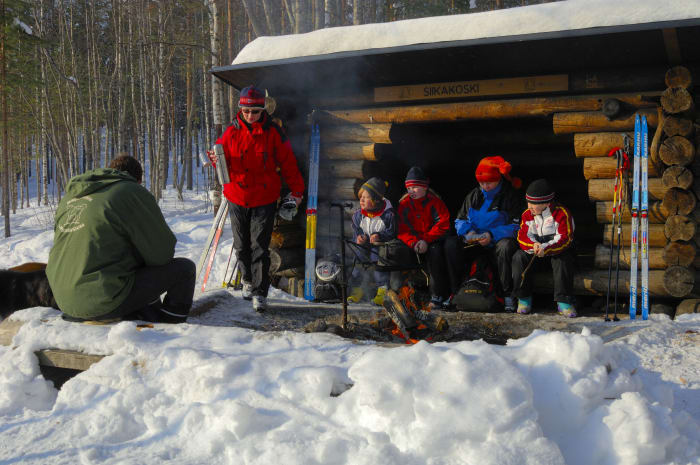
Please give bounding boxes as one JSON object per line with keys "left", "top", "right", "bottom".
{"left": 233, "top": 0, "right": 700, "bottom": 65}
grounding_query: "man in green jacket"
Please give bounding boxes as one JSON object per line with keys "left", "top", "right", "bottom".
{"left": 46, "top": 156, "right": 195, "bottom": 323}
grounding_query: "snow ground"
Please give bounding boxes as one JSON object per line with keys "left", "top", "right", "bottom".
{"left": 0, "top": 187, "right": 698, "bottom": 465}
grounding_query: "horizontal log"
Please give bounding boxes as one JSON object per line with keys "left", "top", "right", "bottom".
{"left": 270, "top": 247, "right": 305, "bottom": 274}
{"left": 596, "top": 201, "right": 668, "bottom": 223}
{"left": 663, "top": 241, "right": 697, "bottom": 268}
{"left": 594, "top": 244, "right": 665, "bottom": 269}
{"left": 665, "top": 66, "right": 692, "bottom": 89}
{"left": 665, "top": 215, "right": 697, "bottom": 242}
{"left": 675, "top": 299, "right": 700, "bottom": 317}
{"left": 574, "top": 132, "right": 631, "bottom": 158}
{"left": 318, "top": 177, "right": 361, "bottom": 200}
{"left": 663, "top": 188, "right": 696, "bottom": 216}
{"left": 661, "top": 87, "right": 695, "bottom": 114}
{"left": 322, "top": 123, "right": 392, "bottom": 143}
{"left": 319, "top": 159, "right": 382, "bottom": 179}
{"left": 663, "top": 116, "right": 694, "bottom": 138}
{"left": 322, "top": 142, "right": 382, "bottom": 161}
{"left": 553, "top": 108, "right": 658, "bottom": 135}
{"left": 271, "top": 226, "right": 305, "bottom": 249}
{"left": 533, "top": 268, "right": 700, "bottom": 298}
{"left": 603, "top": 223, "right": 667, "bottom": 247}
{"left": 583, "top": 156, "right": 660, "bottom": 180}
{"left": 322, "top": 92, "right": 659, "bottom": 125}
{"left": 588, "top": 178, "right": 665, "bottom": 201}
{"left": 664, "top": 266, "right": 695, "bottom": 297}
{"left": 659, "top": 135, "right": 695, "bottom": 166}
{"left": 662, "top": 165, "right": 694, "bottom": 190}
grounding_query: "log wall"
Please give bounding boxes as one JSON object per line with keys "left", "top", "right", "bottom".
{"left": 582, "top": 65, "right": 698, "bottom": 302}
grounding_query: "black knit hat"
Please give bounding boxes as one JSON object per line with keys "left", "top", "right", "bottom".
{"left": 525, "top": 179, "right": 555, "bottom": 204}
{"left": 405, "top": 166, "right": 429, "bottom": 188}
{"left": 360, "top": 177, "right": 387, "bottom": 202}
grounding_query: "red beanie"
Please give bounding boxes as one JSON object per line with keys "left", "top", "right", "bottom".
{"left": 475, "top": 156, "right": 522, "bottom": 189}
{"left": 239, "top": 85, "right": 265, "bottom": 109}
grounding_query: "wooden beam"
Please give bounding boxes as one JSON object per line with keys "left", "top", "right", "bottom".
{"left": 322, "top": 92, "right": 659, "bottom": 125}
{"left": 603, "top": 223, "right": 667, "bottom": 247}
{"left": 0, "top": 319, "right": 104, "bottom": 371}
{"left": 553, "top": 108, "right": 658, "bottom": 135}
{"left": 662, "top": 28, "right": 683, "bottom": 65}
{"left": 574, "top": 132, "right": 632, "bottom": 158}
{"left": 588, "top": 178, "right": 666, "bottom": 201}
{"left": 323, "top": 123, "right": 392, "bottom": 144}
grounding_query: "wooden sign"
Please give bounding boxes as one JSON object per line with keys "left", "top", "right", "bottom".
{"left": 374, "top": 74, "right": 569, "bottom": 103}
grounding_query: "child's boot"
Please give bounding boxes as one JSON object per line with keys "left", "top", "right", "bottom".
{"left": 372, "top": 286, "right": 387, "bottom": 306}
{"left": 557, "top": 301, "right": 577, "bottom": 318}
{"left": 517, "top": 297, "right": 532, "bottom": 314}
{"left": 504, "top": 296, "right": 516, "bottom": 313}
{"left": 347, "top": 287, "right": 364, "bottom": 303}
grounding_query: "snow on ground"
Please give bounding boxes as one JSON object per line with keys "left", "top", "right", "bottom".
{"left": 0, "top": 187, "right": 699, "bottom": 465}
{"left": 232, "top": 0, "right": 700, "bottom": 66}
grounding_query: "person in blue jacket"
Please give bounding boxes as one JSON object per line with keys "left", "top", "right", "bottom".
{"left": 454, "top": 156, "right": 524, "bottom": 312}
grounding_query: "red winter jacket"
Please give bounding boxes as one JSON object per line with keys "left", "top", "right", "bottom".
{"left": 517, "top": 204, "right": 575, "bottom": 256}
{"left": 215, "top": 112, "right": 305, "bottom": 208}
{"left": 397, "top": 191, "right": 450, "bottom": 248}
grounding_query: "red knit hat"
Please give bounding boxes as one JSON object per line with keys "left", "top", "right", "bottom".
{"left": 239, "top": 86, "right": 265, "bottom": 109}
{"left": 475, "top": 156, "right": 522, "bottom": 188}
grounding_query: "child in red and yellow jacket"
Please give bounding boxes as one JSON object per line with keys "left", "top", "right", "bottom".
{"left": 512, "top": 179, "right": 576, "bottom": 317}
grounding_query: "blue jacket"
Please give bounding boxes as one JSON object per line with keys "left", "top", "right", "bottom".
{"left": 454, "top": 181, "right": 523, "bottom": 244}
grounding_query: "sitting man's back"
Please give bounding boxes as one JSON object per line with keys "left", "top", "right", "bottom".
{"left": 46, "top": 155, "right": 195, "bottom": 323}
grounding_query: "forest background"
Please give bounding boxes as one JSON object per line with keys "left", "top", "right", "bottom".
{"left": 0, "top": 0, "right": 562, "bottom": 238}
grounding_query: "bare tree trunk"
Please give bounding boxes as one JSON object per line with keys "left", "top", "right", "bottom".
{"left": 0, "top": 0, "right": 7, "bottom": 237}
{"left": 208, "top": 0, "right": 224, "bottom": 213}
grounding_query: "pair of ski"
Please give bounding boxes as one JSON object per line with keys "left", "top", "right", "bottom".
{"left": 629, "top": 114, "right": 649, "bottom": 321}
{"left": 196, "top": 202, "right": 241, "bottom": 292}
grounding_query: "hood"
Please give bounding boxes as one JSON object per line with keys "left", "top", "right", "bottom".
{"left": 65, "top": 168, "right": 137, "bottom": 198}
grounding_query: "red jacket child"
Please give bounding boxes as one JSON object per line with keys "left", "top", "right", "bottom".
{"left": 398, "top": 191, "right": 450, "bottom": 248}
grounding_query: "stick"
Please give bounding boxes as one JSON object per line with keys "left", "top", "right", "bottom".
{"left": 519, "top": 254, "right": 537, "bottom": 288}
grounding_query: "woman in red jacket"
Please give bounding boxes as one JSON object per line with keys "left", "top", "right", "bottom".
{"left": 213, "top": 86, "right": 305, "bottom": 312}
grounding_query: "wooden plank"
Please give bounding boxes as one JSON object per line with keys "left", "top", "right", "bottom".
{"left": 662, "top": 28, "right": 683, "bottom": 65}
{"left": 0, "top": 319, "right": 104, "bottom": 371}
{"left": 37, "top": 350, "right": 104, "bottom": 371}
{"left": 374, "top": 74, "right": 569, "bottom": 103}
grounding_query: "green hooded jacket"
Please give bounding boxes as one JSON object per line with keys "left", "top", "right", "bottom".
{"left": 46, "top": 169, "right": 176, "bottom": 318}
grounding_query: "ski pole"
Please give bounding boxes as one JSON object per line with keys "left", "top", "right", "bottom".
{"left": 330, "top": 202, "right": 352, "bottom": 331}
{"left": 222, "top": 242, "right": 235, "bottom": 287}
{"left": 605, "top": 148, "right": 622, "bottom": 321}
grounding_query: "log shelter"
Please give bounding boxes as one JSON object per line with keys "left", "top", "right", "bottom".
{"left": 212, "top": 5, "right": 700, "bottom": 309}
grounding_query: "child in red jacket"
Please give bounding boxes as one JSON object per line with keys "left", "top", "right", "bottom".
{"left": 398, "top": 167, "right": 463, "bottom": 309}
{"left": 512, "top": 179, "right": 576, "bottom": 317}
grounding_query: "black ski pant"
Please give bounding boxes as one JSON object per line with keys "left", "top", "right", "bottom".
{"left": 511, "top": 248, "right": 576, "bottom": 304}
{"left": 424, "top": 235, "right": 465, "bottom": 299}
{"left": 229, "top": 201, "right": 277, "bottom": 298}
{"left": 68, "top": 257, "right": 196, "bottom": 323}
{"left": 462, "top": 237, "right": 518, "bottom": 297}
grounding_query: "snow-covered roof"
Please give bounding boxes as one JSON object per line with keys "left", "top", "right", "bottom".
{"left": 233, "top": 0, "right": 700, "bottom": 66}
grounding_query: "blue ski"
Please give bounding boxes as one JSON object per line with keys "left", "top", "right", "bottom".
{"left": 304, "top": 121, "right": 321, "bottom": 301}
{"left": 629, "top": 114, "right": 641, "bottom": 320}
{"left": 640, "top": 115, "right": 649, "bottom": 320}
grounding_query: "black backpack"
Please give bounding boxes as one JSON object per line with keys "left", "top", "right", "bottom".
{"left": 451, "top": 254, "right": 500, "bottom": 312}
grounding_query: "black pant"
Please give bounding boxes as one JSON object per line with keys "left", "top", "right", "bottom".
{"left": 463, "top": 237, "right": 518, "bottom": 296}
{"left": 511, "top": 248, "right": 575, "bottom": 304}
{"left": 424, "top": 236, "right": 465, "bottom": 299}
{"left": 92, "top": 257, "right": 196, "bottom": 323}
{"left": 229, "top": 201, "right": 277, "bottom": 297}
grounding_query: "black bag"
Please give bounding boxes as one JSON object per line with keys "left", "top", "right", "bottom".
{"left": 377, "top": 239, "right": 419, "bottom": 271}
{"left": 314, "top": 281, "right": 342, "bottom": 303}
{"left": 451, "top": 254, "right": 499, "bottom": 312}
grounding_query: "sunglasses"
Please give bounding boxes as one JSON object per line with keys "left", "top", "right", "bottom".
{"left": 241, "top": 109, "right": 263, "bottom": 115}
